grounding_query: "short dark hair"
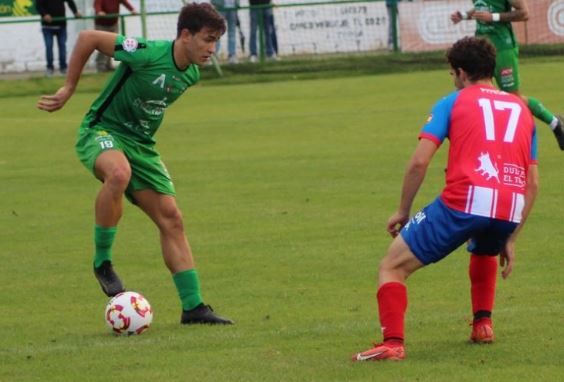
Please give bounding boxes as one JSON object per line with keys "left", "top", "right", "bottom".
{"left": 446, "top": 37, "right": 496, "bottom": 81}
{"left": 177, "top": 2, "right": 226, "bottom": 38}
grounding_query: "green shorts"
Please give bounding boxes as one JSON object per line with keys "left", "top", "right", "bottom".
{"left": 494, "top": 47, "right": 520, "bottom": 93}
{"left": 75, "top": 125, "right": 176, "bottom": 203}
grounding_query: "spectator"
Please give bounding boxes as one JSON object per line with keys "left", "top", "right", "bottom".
{"left": 249, "top": 0, "right": 277, "bottom": 62}
{"left": 211, "top": 0, "right": 239, "bottom": 64}
{"left": 36, "top": 0, "right": 82, "bottom": 76}
{"left": 94, "top": 0, "right": 137, "bottom": 72}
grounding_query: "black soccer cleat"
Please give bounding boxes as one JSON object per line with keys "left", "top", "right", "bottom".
{"left": 181, "top": 303, "right": 234, "bottom": 325}
{"left": 553, "top": 115, "right": 564, "bottom": 151}
{"left": 93, "top": 260, "right": 125, "bottom": 297}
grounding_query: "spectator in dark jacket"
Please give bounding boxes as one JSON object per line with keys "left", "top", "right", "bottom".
{"left": 36, "top": 0, "right": 82, "bottom": 75}
{"left": 94, "top": 0, "right": 137, "bottom": 72}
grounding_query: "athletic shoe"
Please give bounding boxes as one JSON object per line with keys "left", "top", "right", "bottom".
{"left": 267, "top": 53, "right": 280, "bottom": 62}
{"left": 553, "top": 115, "right": 564, "bottom": 151}
{"left": 249, "top": 55, "right": 258, "bottom": 63}
{"left": 470, "top": 318, "right": 494, "bottom": 344}
{"left": 352, "top": 342, "right": 405, "bottom": 362}
{"left": 93, "top": 261, "right": 125, "bottom": 297}
{"left": 181, "top": 303, "right": 234, "bottom": 325}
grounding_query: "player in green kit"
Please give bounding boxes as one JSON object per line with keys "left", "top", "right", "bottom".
{"left": 37, "top": 3, "right": 233, "bottom": 325}
{"left": 451, "top": 0, "right": 564, "bottom": 150}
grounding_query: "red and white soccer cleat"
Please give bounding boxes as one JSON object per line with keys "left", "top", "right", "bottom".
{"left": 470, "top": 318, "right": 495, "bottom": 344}
{"left": 352, "top": 342, "right": 405, "bottom": 362}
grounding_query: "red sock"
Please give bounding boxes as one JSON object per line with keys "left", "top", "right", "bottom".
{"left": 469, "top": 254, "right": 498, "bottom": 321}
{"left": 377, "top": 282, "right": 407, "bottom": 344}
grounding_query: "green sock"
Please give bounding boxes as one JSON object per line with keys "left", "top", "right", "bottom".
{"left": 94, "top": 225, "right": 117, "bottom": 268}
{"left": 173, "top": 269, "right": 203, "bottom": 311}
{"left": 528, "top": 97, "right": 556, "bottom": 127}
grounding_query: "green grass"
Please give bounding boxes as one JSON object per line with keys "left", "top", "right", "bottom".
{"left": 1, "top": 60, "right": 564, "bottom": 381}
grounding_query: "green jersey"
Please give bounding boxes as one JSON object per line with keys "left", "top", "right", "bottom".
{"left": 82, "top": 35, "right": 200, "bottom": 144}
{"left": 473, "top": 0, "right": 516, "bottom": 51}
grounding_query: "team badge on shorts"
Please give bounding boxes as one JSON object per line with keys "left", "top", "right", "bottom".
{"left": 122, "top": 38, "right": 139, "bottom": 52}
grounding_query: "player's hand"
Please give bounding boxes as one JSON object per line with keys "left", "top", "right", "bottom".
{"left": 37, "top": 86, "right": 74, "bottom": 112}
{"left": 500, "top": 239, "right": 515, "bottom": 279}
{"left": 472, "top": 11, "right": 493, "bottom": 23}
{"left": 387, "top": 211, "right": 409, "bottom": 238}
{"left": 450, "top": 11, "right": 463, "bottom": 24}
{"left": 43, "top": 14, "right": 52, "bottom": 23}
{"left": 74, "top": 11, "right": 83, "bottom": 18}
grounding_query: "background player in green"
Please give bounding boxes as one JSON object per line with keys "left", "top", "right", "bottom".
{"left": 37, "top": 3, "right": 233, "bottom": 325}
{"left": 451, "top": 0, "right": 564, "bottom": 150}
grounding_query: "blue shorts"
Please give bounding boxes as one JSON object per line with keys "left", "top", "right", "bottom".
{"left": 400, "top": 197, "right": 518, "bottom": 265}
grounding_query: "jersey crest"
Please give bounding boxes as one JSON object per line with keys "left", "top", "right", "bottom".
{"left": 122, "top": 38, "right": 139, "bottom": 52}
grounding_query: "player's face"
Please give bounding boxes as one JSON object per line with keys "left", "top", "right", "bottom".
{"left": 449, "top": 67, "right": 464, "bottom": 90}
{"left": 184, "top": 27, "right": 221, "bottom": 66}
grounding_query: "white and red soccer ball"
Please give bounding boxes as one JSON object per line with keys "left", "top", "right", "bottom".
{"left": 105, "top": 291, "right": 153, "bottom": 335}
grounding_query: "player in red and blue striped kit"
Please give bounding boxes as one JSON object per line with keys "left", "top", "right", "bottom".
{"left": 353, "top": 36, "right": 539, "bottom": 362}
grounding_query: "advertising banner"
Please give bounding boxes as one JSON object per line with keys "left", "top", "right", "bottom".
{"left": 0, "top": 0, "right": 37, "bottom": 17}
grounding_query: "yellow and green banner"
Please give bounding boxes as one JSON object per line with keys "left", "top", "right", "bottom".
{"left": 0, "top": 0, "right": 37, "bottom": 17}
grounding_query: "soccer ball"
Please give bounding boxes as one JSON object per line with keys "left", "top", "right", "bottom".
{"left": 105, "top": 291, "right": 153, "bottom": 335}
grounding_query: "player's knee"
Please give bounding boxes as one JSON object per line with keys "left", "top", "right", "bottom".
{"left": 159, "top": 204, "right": 185, "bottom": 233}
{"left": 105, "top": 165, "right": 131, "bottom": 190}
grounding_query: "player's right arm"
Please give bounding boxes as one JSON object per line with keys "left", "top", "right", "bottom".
{"left": 387, "top": 93, "right": 456, "bottom": 237}
{"left": 37, "top": 30, "right": 118, "bottom": 113}
{"left": 472, "top": 0, "right": 529, "bottom": 24}
{"left": 387, "top": 138, "right": 438, "bottom": 237}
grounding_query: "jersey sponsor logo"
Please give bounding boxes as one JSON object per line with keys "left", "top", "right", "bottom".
{"left": 473, "top": 0, "right": 491, "bottom": 12}
{"left": 122, "top": 38, "right": 139, "bottom": 52}
{"left": 502, "top": 163, "right": 526, "bottom": 188}
{"left": 405, "top": 210, "right": 426, "bottom": 231}
{"left": 500, "top": 67, "right": 513, "bottom": 77}
{"left": 475, "top": 152, "right": 500, "bottom": 183}
{"left": 133, "top": 97, "right": 168, "bottom": 117}
{"left": 152, "top": 74, "right": 166, "bottom": 89}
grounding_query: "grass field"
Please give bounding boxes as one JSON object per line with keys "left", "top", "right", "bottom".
{"left": 1, "top": 59, "right": 564, "bottom": 381}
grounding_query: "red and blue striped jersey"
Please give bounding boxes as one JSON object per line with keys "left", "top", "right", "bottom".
{"left": 419, "top": 84, "right": 537, "bottom": 223}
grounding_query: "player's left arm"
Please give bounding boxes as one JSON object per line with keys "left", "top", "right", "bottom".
{"left": 500, "top": 162, "right": 538, "bottom": 279}
{"left": 472, "top": 0, "right": 529, "bottom": 24}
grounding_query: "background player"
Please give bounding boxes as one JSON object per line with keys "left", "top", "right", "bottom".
{"left": 37, "top": 3, "right": 233, "bottom": 325}
{"left": 352, "top": 36, "right": 538, "bottom": 361}
{"left": 451, "top": 0, "right": 564, "bottom": 150}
